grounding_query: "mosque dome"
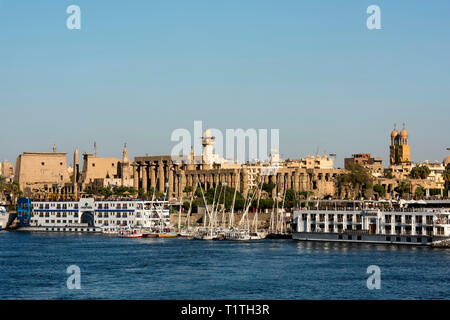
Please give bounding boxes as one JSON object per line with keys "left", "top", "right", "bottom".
{"left": 400, "top": 127, "right": 408, "bottom": 138}
{"left": 391, "top": 127, "right": 398, "bottom": 138}
{"left": 444, "top": 155, "right": 450, "bottom": 166}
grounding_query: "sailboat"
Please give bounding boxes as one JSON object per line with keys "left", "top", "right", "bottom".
{"left": 266, "top": 185, "right": 291, "bottom": 239}
{"left": 192, "top": 176, "right": 221, "bottom": 240}
{"left": 225, "top": 176, "right": 265, "bottom": 241}
{"left": 179, "top": 187, "right": 195, "bottom": 237}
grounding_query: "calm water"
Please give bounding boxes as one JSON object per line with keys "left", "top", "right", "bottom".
{"left": 0, "top": 231, "right": 449, "bottom": 300}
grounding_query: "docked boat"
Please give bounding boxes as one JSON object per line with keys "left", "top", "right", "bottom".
{"left": 266, "top": 233, "right": 292, "bottom": 239}
{"left": 101, "top": 226, "right": 118, "bottom": 235}
{"left": 142, "top": 233, "right": 158, "bottom": 238}
{"left": 178, "top": 230, "right": 194, "bottom": 238}
{"left": 0, "top": 205, "right": 9, "bottom": 231}
{"left": 16, "top": 197, "right": 173, "bottom": 233}
{"left": 224, "top": 229, "right": 265, "bottom": 241}
{"left": 158, "top": 232, "right": 177, "bottom": 238}
{"left": 118, "top": 227, "right": 142, "bottom": 238}
{"left": 292, "top": 200, "right": 450, "bottom": 246}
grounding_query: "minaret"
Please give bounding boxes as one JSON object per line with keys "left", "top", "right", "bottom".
{"left": 121, "top": 143, "right": 131, "bottom": 186}
{"left": 201, "top": 128, "right": 215, "bottom": 166}
{"left": 73, "top": 148, "right": 79, "bottom": 196}
{"left": 122, "top": 143, "right": 130, "bottom": 162}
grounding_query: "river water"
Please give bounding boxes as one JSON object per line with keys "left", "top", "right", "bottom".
{"left": 0, "top": 231, "right": 448, "bottom": 299}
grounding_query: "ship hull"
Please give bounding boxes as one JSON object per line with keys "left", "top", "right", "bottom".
{"left": 292, "top": 231, "right": 449, "bottom": 246}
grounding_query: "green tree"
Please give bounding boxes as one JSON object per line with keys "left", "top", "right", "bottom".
{"left": 99, "top": 187, "right": 112, "bottom": 198}
{"left": 0, "top": 176, "right": 7, "bottom": 201}
{"left": 414, "top": 185, "right": 425, "bottom": 197}
{"left": 409, "top": 165, "right": 431, "bottom": 179}
{"left": 337, "top": 163, "right": 373, "bottom": 199}
{"left": 4, "top": 180, "right": 22, "bottom": 204}
{"left": 262, "top": 183, "right": 275, "bottom": 194}
{"left": 394, "top": 181, "right": 411, "bottom": 198}
{"left": 384, "top": 170, "right": 394, "bottom": 179}
{"left": 443, "top": 169, "right": 450, "bottom": 191}
{"left": 373, "top": 184, "right": 386, "bottom": 198}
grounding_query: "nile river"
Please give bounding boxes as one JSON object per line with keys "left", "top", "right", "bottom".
{"left": 0, "top": 232, "right": 448, "bottom": 299}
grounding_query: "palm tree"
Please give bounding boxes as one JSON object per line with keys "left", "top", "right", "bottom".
{"left": 0, "top": 176, "right": 7, "bottom": 202}
{"left": 394, "top": 181, "right": 411, "bottom": 198}
{"left": 5, "top": 180, "right": 22, "bottom": 204}
{"left": 443, "top": 169, "right": 450, "bottom": 192}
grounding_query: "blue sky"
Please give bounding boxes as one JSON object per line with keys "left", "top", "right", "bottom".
{"left": 0, "top": 0, "right": 449, "bottom": 168}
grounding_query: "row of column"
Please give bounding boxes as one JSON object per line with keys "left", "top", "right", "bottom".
{"left": 133, "top": 164, "right": 340, "bottom": 199}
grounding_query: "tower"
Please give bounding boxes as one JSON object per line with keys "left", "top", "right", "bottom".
{"left": 389, "top": 123, "right": 410, "bottom": 165}
{"left": 73, "top": 148, "right": 79, "bottom": 196}
{"left": 121, "top": 143, "right": 132, "bottom": 185}
{"left": 201, "top": 128, "right": 215, "bottom": 165}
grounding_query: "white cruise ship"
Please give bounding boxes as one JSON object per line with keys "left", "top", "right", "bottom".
{"left": 292, "top": 200, "right": 450, "bottom": 246}
{"left": 17, "top": 198, "right": 172, "bottom": 233}
{"left": 0, "top": 205, "right": 10, "bottom": 231}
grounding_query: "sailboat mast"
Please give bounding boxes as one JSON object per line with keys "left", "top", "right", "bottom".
{"left": 187, "top": 186, "right": 195, "bottom": 232}
{"left": 229, "top": 169, "right": 240, "bottom": 228}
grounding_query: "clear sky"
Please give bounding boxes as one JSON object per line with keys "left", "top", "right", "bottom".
{"left": 1, "top": 0, "right": 449, "bottom": 168}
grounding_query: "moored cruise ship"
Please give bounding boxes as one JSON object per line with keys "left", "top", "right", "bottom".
{"left": 0, "top": 205, "right": 10, "bottom": 231}
{"left": 292, "top": 200, "right": 450, "bottom": 246}
{"left": 16, "top": 198, "right": 172, "bottom": 233}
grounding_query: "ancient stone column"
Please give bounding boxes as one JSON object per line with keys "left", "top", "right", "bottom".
{"left": 234, "top": 171, "right": 241, "bottom": 192}
{"left": 294, "top": 170, "right": 300, "bottom": 192}
{"left": 158, "top": 162, "right": 164, "bottom": 192}
{"left": 142, "top": 164, "right": 148, "bottom": 192}
{"left": 179, "top": 172, "right": 186, "bottom": 198}
{"left": 242, "top": 169, "right": 249, "bottom": 198}
{"left": 168, "top": 167, "right": 174, "bottom": 198}
{"left": 150, "top": 164, "right": 156, "bottom": 190}
{"left": 133, "top": 163, "right": 139, "bottom": 190}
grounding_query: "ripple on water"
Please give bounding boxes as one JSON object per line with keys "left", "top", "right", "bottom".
{"left": 0, "top": 232, "right": 449, "bottom": 299}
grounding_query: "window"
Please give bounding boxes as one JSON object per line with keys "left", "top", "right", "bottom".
{"left": 41, "top": 162, "right": 45, "bottom": 166}
{"left": 92, "top": 163, "right": 96, "bottom": 167}
{"left": 386, "top": 236, "right": 391, "bottom": 241}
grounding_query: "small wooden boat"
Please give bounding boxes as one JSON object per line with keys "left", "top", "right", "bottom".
{"left": 158, "top": 233, "right": 177, "bottom": 238}
{"left": 142, "top": 233, "right": 158, "bottom": 238}
{"left": 101, "top": 226, "right": 118, "bottom": 235}
{"left": 118, "top": 227, "right": 143, "bottom": 238}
